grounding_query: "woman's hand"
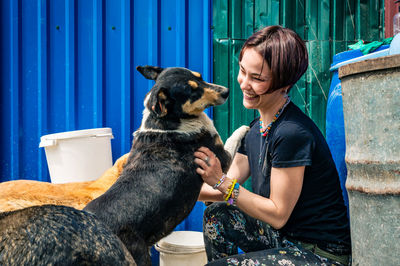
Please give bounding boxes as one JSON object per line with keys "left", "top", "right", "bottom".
{"left": 194, "top": 147, "right": 224, "bottom": 188}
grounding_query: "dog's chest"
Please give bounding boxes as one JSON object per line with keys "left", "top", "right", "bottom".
{"left": 130, "top": 131, "right": 214, "bottom": 162}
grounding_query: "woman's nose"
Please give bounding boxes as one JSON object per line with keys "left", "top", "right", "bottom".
{"left": 238, "top": 74, "right": 250, "bottom": 90}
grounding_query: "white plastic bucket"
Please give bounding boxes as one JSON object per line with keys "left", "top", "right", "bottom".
{"left": 155, "top": 231, "right": 207, "bottom": 266}
{"left": 39, "top": 128, "right": 114, "bottom": 184}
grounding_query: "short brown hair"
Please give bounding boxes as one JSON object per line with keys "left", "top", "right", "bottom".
{"left": 239, "top": 25, "right": 308, "bottom": 93}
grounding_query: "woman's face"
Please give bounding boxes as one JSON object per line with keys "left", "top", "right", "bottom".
{"left": 237, "top": 48, "right": 283, "bottom": 110}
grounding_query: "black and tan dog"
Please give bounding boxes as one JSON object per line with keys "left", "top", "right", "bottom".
{"left": 0, "top": 205, "right": 136, "bottom": 265}
{"left": 0, "top": 66, "right": 232, "bottom": 266}
{"left": 84, "top": 66, "right": 232, "bottom": 265}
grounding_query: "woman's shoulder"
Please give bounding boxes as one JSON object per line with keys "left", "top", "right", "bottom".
{"left": 275, "top": 118, "right": 312, "bottom": 137}
{"left": 273, "top": 121, "right": 314, "bottom": 147}
{"left": 276, "top": 103, "right": 318, "bottom": 134}
{"left": 272, "top": 108, "right": 316, "bottom": 143}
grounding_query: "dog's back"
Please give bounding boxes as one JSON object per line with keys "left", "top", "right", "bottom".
{"left": 0, "top": 153, "right": 129, "bottom": 212}
{"left": 0, "top": 205, "right": 135, "bottom": 265}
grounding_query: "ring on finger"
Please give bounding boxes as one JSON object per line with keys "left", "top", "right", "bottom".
{"left": 204, "top": 156, "right": 210, "bottom": 166}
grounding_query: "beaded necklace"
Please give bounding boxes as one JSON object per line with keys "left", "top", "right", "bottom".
{"left": 259, "top": 96, "right": 291, "bottom": 137}
{"left": 258, "top": 96, "right": 291, "bottom": 167}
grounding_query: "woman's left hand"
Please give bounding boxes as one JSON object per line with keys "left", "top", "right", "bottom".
{"left": 194, "top": 147, "right": 223, "bottom": 187}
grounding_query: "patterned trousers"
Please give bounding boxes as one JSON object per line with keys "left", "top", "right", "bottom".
{"left": 203, "top": 202, "right": 349, "bottom": 266}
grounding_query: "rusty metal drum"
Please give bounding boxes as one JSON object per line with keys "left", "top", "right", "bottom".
{"left": 339, "top": 54, "right": 400, "bottom": 265}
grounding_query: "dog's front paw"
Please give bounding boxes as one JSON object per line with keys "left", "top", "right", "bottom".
{"left": 224, "top": 125, "right": 250, "bottom": 158}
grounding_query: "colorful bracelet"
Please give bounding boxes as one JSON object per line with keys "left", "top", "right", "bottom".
{"left": 224, "top": 179, "right": 237, "bottom": 202}
{"left": 227, "top": 183, "right": 240, "bottom": 206}
{"left": 232, "top": 183, "right": 240, "bottom": 205}
{"left": 213, "top": 174, "right": 227, "bottom": 189}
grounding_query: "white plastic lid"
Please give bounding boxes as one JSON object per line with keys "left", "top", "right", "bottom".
{"left": 155, "top": 231, "right": 205, "bottom": 254}
{"left": 39, "top": 128, "right": 113, "bottom": 147}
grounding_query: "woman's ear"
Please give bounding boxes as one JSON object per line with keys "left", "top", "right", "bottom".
{"left": 136, "top": 65, "right": 164, "bottom": 80}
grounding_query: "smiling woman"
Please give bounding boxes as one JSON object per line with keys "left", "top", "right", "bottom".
{"left": 238, "top": 26, "right": 308, "bottom": 93}
{"left": 238, "top": 48, "right": 272, "bottom": 93}
{"left": 194, "top": 25, "right": 351, "bottom": 266}
{"left": 237, "top": 48, "right": 278, "bottom": 112}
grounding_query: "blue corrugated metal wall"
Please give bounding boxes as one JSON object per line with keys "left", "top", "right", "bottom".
{"left": 0, "top": 0, "right": 212, "bottom": 184}
{"left": 0, "top": 1, "right": 212, "bottom": 243}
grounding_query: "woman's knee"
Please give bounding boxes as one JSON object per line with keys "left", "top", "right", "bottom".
{"left": 203, "top": 202, "right": 238, "bottom": 241}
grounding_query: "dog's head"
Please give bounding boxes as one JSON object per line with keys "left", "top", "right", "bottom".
{"left": 137, "top": 65, "right": 229, "bottom": 118}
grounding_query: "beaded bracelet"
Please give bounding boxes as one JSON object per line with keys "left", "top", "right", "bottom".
{"left": 213, "top": 174, "right": 227, "bottom": 189}
{"left": 232, "top": 183, "right": 240, "bottom": 205}
{"left": 224, "top": 179, "right": 237, "bottom": 202}
{"left": 227, "top": 183, "right": 240, "bottom": 206}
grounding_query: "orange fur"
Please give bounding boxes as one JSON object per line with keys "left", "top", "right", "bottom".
{"left": 0, "top": 153, "right": 129, "bottom": 212}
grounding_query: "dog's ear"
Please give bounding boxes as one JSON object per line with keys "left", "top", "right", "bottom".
{"left": 136, "top": 65, "right": 164, "bottom": 80}
{"left": 148, "top": 87, "right": 169, "bottom": 117}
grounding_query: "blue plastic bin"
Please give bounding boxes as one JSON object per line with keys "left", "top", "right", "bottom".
{"left": 326, "top": 45, "right": 390, "bottom": 212}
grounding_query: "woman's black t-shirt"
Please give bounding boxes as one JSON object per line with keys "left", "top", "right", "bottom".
{"left": 237, "top": 102, "right": 351, "bottom": 247}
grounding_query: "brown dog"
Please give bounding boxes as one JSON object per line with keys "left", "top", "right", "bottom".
{"left": 0, "top": 153, "right": 129, "bottom": 212}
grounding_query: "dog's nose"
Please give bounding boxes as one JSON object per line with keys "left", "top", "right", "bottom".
{"left": 221, "top": 89, "right": 229, "bottom": 99}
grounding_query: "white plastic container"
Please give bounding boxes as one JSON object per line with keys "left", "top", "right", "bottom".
{"left": 155, "top": 231, "right": 207, "bottom": 266}
{"left": 389, "top": 33, "right": 400, "bottom": 55}
{"left": 39, "top": 128, "right": 114, "bottom": 184}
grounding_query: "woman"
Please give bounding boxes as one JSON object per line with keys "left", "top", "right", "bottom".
{"left": 194, "top": 25, "right": 351, "bottom": 265}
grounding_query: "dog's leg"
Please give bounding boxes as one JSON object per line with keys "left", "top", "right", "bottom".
{"left": 118, "top": 230, "right": 151, "bottom": 266}
{"left": 224, "top": 125, "right": 249, "bottom": 158}
{"left": 211, "top": 126, "right": 249, "bottom": 173}
{"left": 131, "top": 241, "right": 151, "bottom": 266}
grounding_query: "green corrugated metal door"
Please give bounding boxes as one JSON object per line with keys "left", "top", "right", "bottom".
{"left": 213, "top": 0, "right": 385, "bottom": 141}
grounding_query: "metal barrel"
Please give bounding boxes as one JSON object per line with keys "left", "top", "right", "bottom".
{"left": 339, "top": 54, "right": 400, "bottom": 265}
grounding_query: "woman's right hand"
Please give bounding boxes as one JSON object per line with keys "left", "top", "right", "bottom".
{"left": 195, "top": 148, "right": 251, "bottom": 202}
{"left": 194, "top": 147, "right": 224, "bottom": 188}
